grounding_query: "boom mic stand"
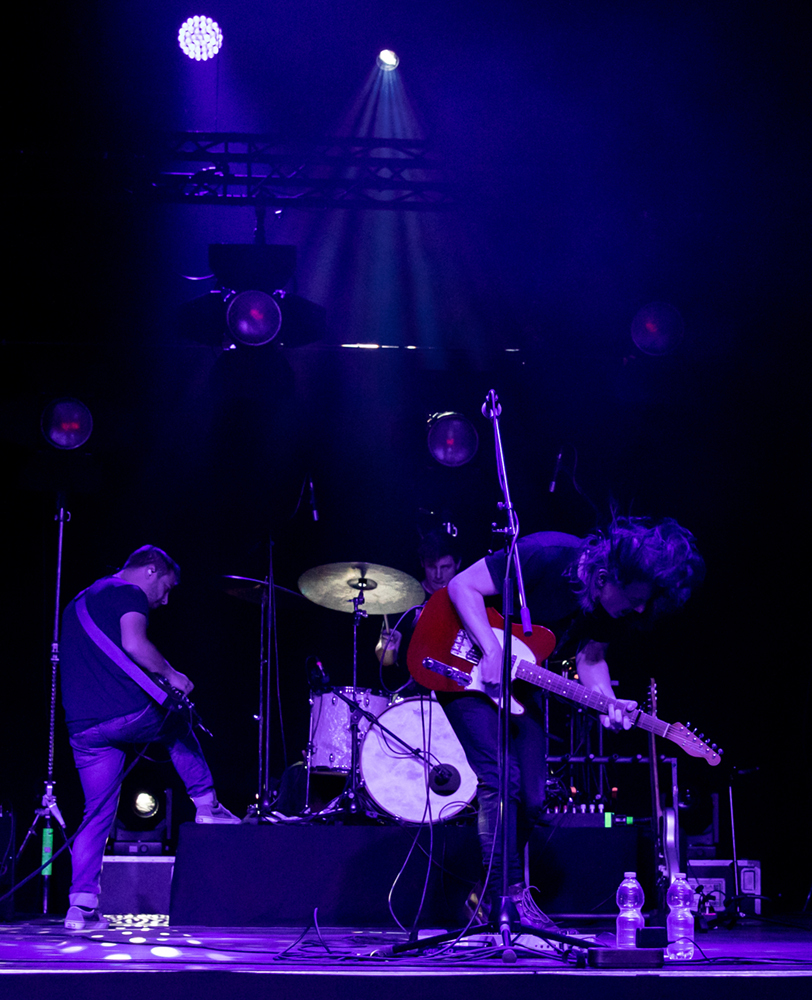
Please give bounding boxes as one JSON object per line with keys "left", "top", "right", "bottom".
{"left": 481, "top": 389, "right": 536, "bottom": 960}
{"left": 384, "top": 391, "right": 594, "bottom": 964}
{"left": 16, "top": 493, "right": 70, "bottom": 914}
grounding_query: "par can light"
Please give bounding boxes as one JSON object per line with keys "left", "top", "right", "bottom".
{"left": 179, "top": 16, "right": 223, "bottom": 61}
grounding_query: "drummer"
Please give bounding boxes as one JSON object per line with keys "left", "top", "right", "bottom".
{"left": 375, "top": 528, "right": 462, "bottom": 671}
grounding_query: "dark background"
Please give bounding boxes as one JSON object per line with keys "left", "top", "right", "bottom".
{"left": 4, "top": 0, "right": 809, "bottom": 914}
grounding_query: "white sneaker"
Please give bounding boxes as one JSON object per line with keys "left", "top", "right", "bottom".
{"left": 195, "top": 801, "right": 241, "bottom": 824}
{"left": 65, "top": 905, "right": 109, "bottom": 931}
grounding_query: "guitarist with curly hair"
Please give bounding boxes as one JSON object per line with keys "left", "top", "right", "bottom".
{"left": 410, "top": 517, "right": 705, "bottom": 929}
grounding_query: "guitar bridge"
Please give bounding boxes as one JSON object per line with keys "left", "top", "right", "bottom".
{"left": 450, "top": 629, "right": 481, "bottom": 665}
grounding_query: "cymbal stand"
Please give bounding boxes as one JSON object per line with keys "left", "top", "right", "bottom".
{"left": 247, "top": 532, "right": 284, "bottom": 820}
{"left": 332, "top": 593, "right": 368, "bottom": 814}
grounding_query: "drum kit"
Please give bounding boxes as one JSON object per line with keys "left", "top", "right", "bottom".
{"left": 223, "top": 559, "right": 476, "bottom": 824}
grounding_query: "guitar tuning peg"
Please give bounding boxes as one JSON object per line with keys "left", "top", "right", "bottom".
{"left": 698, "top": 732, "right": 705, "bottom": 740}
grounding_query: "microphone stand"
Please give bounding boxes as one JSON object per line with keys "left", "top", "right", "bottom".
{"left": 16, "top": 493, "right": 70, "bottom": 914}
{"left": 482, "top": 389, "right": 534, "bottom": 960}
{"left": 379, "top": 392, "right": 597, "bottom": 963}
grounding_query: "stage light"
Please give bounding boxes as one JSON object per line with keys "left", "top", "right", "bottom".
{"left": 178, "top": 244, "right": 325, "bottom": 350}
{"left": 40, "top": 398, "right": 93, "bottom": 450}
{"left": 427, "top": 412, "right": 478, "bottom": 467}
{"left": 377, "top": 49, "right": 399, "bottom": 71}
{"left": 112, "top": 781, "right": 170, "bottom": 855}
{"left": 631, "top": 302, "right": 684, "bottom": 356}
{"left": 226, "top": 290, "right": 282, "bottom": 346}
{"left": 178, "top": 16, "right": 223, "bottom": 61}
{"left": 133, "top": 792, "right": 159, "bottom": 820}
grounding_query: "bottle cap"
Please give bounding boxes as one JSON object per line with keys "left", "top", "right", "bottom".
{"left": 623, "top": 871, "right": 637, "bottom": 878}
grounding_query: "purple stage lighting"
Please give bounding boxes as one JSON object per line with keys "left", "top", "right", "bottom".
{"left": 41, "top": 398, "right": 93, "bottom": 450}
{"left": 226, "top": 290, "right": 282, "bottom": 346}
{"left": 427, "top": 412, "right": 478, "bottom": 467}
{"left": 178, "top": 16, "right": 223, "bottom": 61}
{"left": 631, "top": 302, "right": 684, "bottom": 356}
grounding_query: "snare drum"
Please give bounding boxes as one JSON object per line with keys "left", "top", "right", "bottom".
{"left": 309, "top": 687, "right": 390, "bottom": 772}
{"left": 360, "top": 697, "right": 477, "bottom": 823}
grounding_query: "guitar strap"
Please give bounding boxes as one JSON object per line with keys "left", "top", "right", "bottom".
{"left": 74, "top": 587, "right": 169, "bottom": 707}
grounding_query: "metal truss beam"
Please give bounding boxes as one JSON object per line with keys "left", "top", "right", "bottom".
{"left": 154, "top": 133, "right": 456, "bottom": 210}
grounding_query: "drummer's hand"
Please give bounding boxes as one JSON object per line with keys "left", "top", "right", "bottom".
{"left": 600, "top": 698, "right": 637, "bottom": 730}
{"left": 375, "top": 628, "right": 402, "bottom": 666}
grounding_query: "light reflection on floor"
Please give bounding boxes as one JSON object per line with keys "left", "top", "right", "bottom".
{"left": 1, "top": 913, "right": 810, "bottom": 977}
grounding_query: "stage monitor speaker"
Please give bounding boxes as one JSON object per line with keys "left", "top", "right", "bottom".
{"left": 99, "top": 855, "right": 174, "bottom": 916}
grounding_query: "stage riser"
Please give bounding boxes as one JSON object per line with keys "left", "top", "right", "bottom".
{"left": 169, "top": 822, "right": 646, "bottom": 927}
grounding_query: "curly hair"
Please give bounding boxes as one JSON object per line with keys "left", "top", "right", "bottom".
{"left": 573, "top": 516, "right": 704, "bottom": 619}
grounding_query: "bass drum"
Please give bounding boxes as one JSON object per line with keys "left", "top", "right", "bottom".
{"left": 360, "top": 697, "right": 477, "bottom": 824}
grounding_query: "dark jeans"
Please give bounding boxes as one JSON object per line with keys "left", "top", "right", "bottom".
{"left": 68, "top": 703, "right": 214, "bottom": 907}
{"left": 440, "top": 690, "right": 547, "bottom": 890}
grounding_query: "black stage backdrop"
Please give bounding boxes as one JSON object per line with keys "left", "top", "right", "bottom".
{"left": 4, "top": 0, "right": 809, "bottom": 915}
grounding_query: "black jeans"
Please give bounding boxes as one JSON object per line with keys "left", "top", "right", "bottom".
{"left": 439, "top": 689, "right": 548, "bottom": 890}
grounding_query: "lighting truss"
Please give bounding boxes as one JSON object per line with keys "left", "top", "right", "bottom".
{"left": 154, "top": 133, "right": 456, "bottom": 210}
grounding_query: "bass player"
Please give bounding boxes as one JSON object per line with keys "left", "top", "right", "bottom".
{"left": 59, "top": 544, "right": 240, "bottom": 931}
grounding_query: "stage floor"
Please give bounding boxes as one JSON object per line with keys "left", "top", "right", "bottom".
{"left": 1, "top": 913, "right": 810, "bottom": 999}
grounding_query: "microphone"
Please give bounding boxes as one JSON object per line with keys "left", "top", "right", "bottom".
{"left": 428, "top": 763, "right": 461, "bottom": 795}
{"left": 549, "top": 451, "right": 562, "bottom": 493}
{"left": 308, "top": 477, "right": 319, "bottom": 522}
{"left": 306, "top": 657, "right": 331, "bottom": 691}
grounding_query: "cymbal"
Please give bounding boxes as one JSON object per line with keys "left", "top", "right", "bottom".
{"left": 298, "top": 562, "right": 425, "bottom": 615}
{"left": 220, "top": 575, "right": 306, "bottom": 606}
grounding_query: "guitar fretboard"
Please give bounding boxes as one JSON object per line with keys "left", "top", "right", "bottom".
{"left": 515, "top": 659, "right": 671, "bottom": 739}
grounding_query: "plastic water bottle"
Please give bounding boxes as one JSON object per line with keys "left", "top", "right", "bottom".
{"left": 615, "top": 871, "right": 645, "bottom": 948}
{"left": 666, "top": 873, "right": 696, "bottom": 959}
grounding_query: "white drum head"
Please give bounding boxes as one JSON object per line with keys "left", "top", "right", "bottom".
{"left": 360, "top": 698, "right": 477, "bottom": 824}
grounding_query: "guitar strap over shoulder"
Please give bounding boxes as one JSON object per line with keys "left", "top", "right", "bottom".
{"left": 74, "top": 587, "right": 169, "bottom": 706}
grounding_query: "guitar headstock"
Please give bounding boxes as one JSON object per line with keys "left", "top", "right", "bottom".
{"left": 665, "top": 722, "right": 722, "bottom": 766}
{"left": 646, "top": 677, "right": 658, "bottom": 717}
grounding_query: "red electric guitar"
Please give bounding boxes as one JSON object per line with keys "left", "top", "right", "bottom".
{"left": 407, "top": 588, "right": 721, "bottom": 766}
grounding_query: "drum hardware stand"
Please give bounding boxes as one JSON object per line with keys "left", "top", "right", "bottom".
{"left": 16, "top": 494, "right": 70, "bottom": 915}
{"left": 245, "top": 531, "right": 285, "bottom": 822}
{"left": 305, "top": 673, "right": 457, "bottom": 819}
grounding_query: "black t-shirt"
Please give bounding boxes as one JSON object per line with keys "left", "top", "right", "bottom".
{"left": 60, "top": 577, "right": 152, "bottom": 735}
{"left": 484, "top": 531, "right": 627, "bottom": 655}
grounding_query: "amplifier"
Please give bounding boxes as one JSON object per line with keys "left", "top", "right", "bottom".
{"left": 686, "top": 859, "right": 762, "bottom": 915}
